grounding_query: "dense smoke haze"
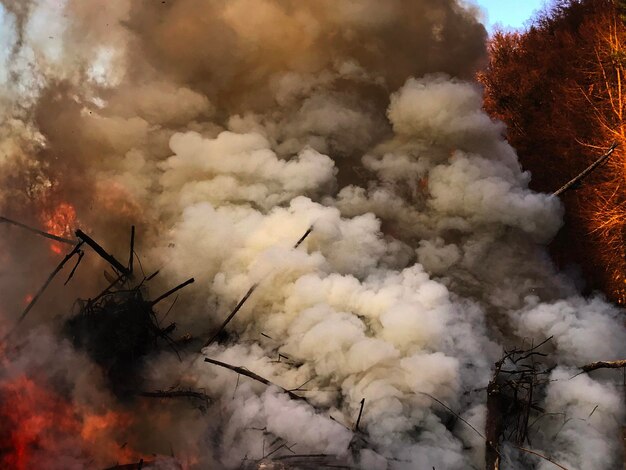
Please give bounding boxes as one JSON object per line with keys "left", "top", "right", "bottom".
{"left": 0, "top": 1, "right": 625, "bottom": 469}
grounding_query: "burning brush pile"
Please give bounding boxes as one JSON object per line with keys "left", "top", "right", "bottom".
{"left": 1, "top": 1, "right": 626, "bottom": 469}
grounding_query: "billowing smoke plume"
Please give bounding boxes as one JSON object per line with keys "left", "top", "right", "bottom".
{"left": 0, "top": 1, "right": 625, "bottom": 469}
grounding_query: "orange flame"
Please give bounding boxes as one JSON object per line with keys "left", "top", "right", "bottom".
{"left": 40, "top": 202, "right": 77, "bottom": 255}
{"left": 0, "top": 375, "right": 141, "bottom": 469}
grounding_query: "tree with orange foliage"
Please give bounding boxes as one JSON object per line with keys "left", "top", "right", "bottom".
{"left": 479, "top": 0, "right": 626, "bottom": 304}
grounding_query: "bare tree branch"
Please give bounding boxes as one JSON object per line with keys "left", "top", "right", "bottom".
{"left": 553, "top": 142, "right": 618, "bottom": 196}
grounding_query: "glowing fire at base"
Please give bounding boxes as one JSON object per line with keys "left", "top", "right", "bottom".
{"left": 0, "top": 375, "right": 141, "bottom": 470}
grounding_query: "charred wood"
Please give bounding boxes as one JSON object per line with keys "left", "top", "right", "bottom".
{"left": 579, "top": 359, "right": 626, "bottom": 373}
{"left": 75, "top": 229, "right": 131, "bottom": 277}
{"left": 150, "top": 278, "right": 195, "bottom": 307}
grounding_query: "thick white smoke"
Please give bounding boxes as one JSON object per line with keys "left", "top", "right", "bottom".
{"left": 0, "top": 1, "right": 625, "bottom": 470}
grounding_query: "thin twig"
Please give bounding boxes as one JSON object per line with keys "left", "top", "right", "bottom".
{"left": 417, "top": 391, "right": 487, "bottom": 441}
{"left": 294, "top": 226, "right": 313, "bottom": 248}
{"left": 553, "top": 142, "right": 618, "bottom": 196}
{"left": 512, "top": 445, "right": 570, "bottom": 470}
{"left": 64, "top": 250, "right": 85, "bottom": 285}
{"left": 204, "top": 357, "right": 305, "bottom": 402}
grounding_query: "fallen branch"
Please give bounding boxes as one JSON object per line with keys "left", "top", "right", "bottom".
{"left": 0, "top": 215, "right": 76, "bottom": 245}
{"left": 204, "top": 357, "right": 305, "bottom": 402}
{"left": 553, "top": 142, "right": 618, "bottom": 196}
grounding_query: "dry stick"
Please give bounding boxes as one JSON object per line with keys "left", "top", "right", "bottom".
{"left": 75, "top": 229, "right": 130, "bottom": 276}
{"left": 204, "top": 357, "right": 305, "bottom": 402}
{"left": 294, "top": 225, "right": 313, "bottom": 248}
{"left": 150, "top": 278, "right": 195, "bottom": 307}
{"left": 417, "top": 392, "right": 488, "bottom": 442}
{"left": 354, "top": 398, "right": 365, "bottom": 432}
{"left": 0, "top": 215, "right": 76, "bottom": 245}
{"left": 204, "top": 283, "right": 258, "bottom": 347}
{"left": 128, "top": 225, "right": 135, "bottom": 274}
{"left": 485, "top": 370, "right": 503, "bottom": 470}
{"left": 15, "top": 241, "right": 85, "bottom": 326}
{"left": 204, "top": 227, "right": 314, "bottom": 347}
{"left": 103, "top": 463, "right": 151, "bottom": 470}
{"left": 553, "top": 142, "right": 618, "bottom": 196}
